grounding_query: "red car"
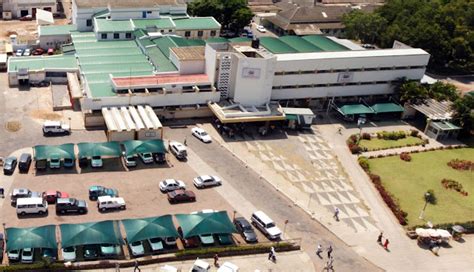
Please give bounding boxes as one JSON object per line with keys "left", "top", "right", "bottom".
{"left": 43, "top": 190, "right": 70, "bottom": 204}
{"left": 32, "top": 48, "right": 45, "bottom": 55}
{"left": 178, "top": 227, "right": 199, "bottom": 248}
{"left": 47, "top": 48, "right": 54, "bottom": 55}
{"left": 167, "top": 189, "right": 196, "bottom": 204}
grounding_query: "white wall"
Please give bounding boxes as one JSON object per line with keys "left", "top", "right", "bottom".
{"left": 110, "top": 8, "right": 160, "bottom": 20}
{"left": 205, "top": 44, "right": 218, "bottom": 82}
{"left": 11, "top": 0, "right": 57, "bottom": 18}
{"left": 39, "top": 34, "right": 72, "bottom": 49}
{"left": 175, "top": 30, "right": 220, "bottom": 40}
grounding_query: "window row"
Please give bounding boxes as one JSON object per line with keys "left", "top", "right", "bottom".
{"left": 272, "top": 81, "right": 393, "bottom": 89}
{"left": 274, "top": 66, "right": 426, "bottom": 75}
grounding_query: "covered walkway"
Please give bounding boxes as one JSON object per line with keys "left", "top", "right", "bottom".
{"left": 33, "top": 143, "right": 75, "bottom": 160}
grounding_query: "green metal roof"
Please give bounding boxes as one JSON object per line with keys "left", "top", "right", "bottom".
{"left": 146, "top": 46, "right": 177, "bottom": 72}
{"left": 229, "top": 37, "right": 251, "bottom": 43}
{"left": 134, "top": 29, "right": 148, "bottom": 39}
{"left": 206, "top": 37, "right": 228, "bottom": 43}
{"left": 175, "top": 211, "right": 237, "bottom": 238}
{"left": 8, "top": 55, "right": 78, "bottom": 72}
{"left": 77, "top": 142, "right": 122, "bottom": 158}
{"left": 338, "top": 104, "right": 374, "bottom": 116}
{"left": 172, "top": 17, "right": 221, "bottom": 30}
{"left": 95, "top": 18, "right": 133, "bottom": 32}
{"left": 302, "top": 35, "right": 348, "bottom": 52}
{"left": 74, "top": 40, "right": 137, "bottom": 50}
{"left": 137, "top": 37, "right": 155, "bottom": 48}
{"left": 78, "top": 54, "right": 149, "bottom": 65}
{"left": 34, "top": 143, "right": 76, "bottom": 160}
{"left": 278, "top": 36, "right": 323, "bottom": 53}
{"left": 122, "top": 215, "right": 179, "bottom": 243}
{"left": 153, "top": 36, "right": 178, "bottom": 56}
{"left": 123, "top": 140, "right": 166, "bottom": 156}
{"left": 132, "top": 18, "right": 175, "bottom": 30}
{"left": 371, "top": 103, "right": 404, "bottom": 113}
{"left": 60, "top": 221, "right": 123, "bottom": 248}
{"left": 431, "top": 121, "right": 461, "bottom": 131}
{"left": 259, "top": 37, "right": 298, "bottom": 54}
{"left": 39, "top": 24, "right": 76, "bottom": 36}
{"left": 6, "top": 225, "right": 57, "bottom": 251}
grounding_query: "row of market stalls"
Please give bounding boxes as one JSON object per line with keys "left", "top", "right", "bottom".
{"left": 32, "top": 140, "right": 166, "bottom": 166}
{"left": 5, "top": 211, "right": 237, "bottom": 258}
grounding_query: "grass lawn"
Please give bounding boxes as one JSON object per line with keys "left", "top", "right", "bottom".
{"left": 359, "top": 136, "right": 425, "bottom": 151}
{"left": 369, "top": 148, "right": 474, "bottom": 228}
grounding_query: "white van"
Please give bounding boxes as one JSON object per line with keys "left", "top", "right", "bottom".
{"left": 42, "top": 120, "right": 71, "bottom": 136}
{"left": 251, "top": 211, "right": 282, "bottom": 240}
{"left": 169, "top": 141, "right": 187, "bottom": 160}
{"left": 16, "top": 197, "right": 48, "bottom": 216}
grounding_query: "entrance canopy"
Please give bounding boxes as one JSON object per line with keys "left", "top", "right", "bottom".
{"left": 175, "top": 211, "right": 237, "bottom": 238}
{"left": 122, "top": 140, "right": 165, "bottom": 156}
{"left": 6, "top": 225, "right": 57, "bottom": 251}
{"left": 77, "top": 141, "right": 121, "bottom": 158}
{"left": 60, "top": 220, "right": 123, "bottom": 248}
{"left": 33, "top": 143, "right": 75, "bottom": 160}
{"left": 337, "top": 104, "right": 374, "bottom": 116}
{"left": 122, "top": 215, "right": 179, "bottom": 243}
{"left": 371, "top": 103, "right": 404, "bottom": 113}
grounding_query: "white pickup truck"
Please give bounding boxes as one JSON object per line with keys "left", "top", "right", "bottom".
{"left": 97, "top": 196, "right": 126, "bottom": 212}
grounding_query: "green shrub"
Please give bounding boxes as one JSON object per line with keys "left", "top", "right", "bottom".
{"left": 358, "top": 156, "right": 370, "bottom": 171}
{"left": 175, "top": 242, "right": 294, "bottom": 257}
{"left": 410, "top": 130, "right": 419, "bottom": 137}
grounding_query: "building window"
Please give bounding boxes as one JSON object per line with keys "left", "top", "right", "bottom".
{"left": 210, "top": 30, "right": 216, "bottom": 37}
{"left": 114, "top": 33, "right": 120, "bottom": 39}
{"left": 125, "top": 32, "right": 132, "bottom": 39}
{"left": 169, "top": 29, "right": 172, "bottom": 32}
{"left": 160, "top": 29, "right": 164, "bottom": 33}
{"left": 185, "top": 31, "right": 191, "bottom": 37}
{"left": 197, "top": 31, "right": 203, "bottom": 37}
{"left": 101, "top": 33, "right": 107, "bottom": 39}
{"left": 86, "top": 19, "right": 92, "bottom": 27}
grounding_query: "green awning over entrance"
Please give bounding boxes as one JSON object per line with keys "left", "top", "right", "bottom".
{"left": 337, "top": 104, "right": 374, "bottom": 116}
{"left": 33, "top": 143, "right": 75, "bottom": 160}
{"left": 371, "top": 103, "right": 404, "bottom": 113}
{"left": 122, "top": 215, "right": 179, "bottom": 243}
{"left": 285, "top": 114, "right": 298, "bottom": 121}
{"left": 60, "top": 221, "right": 123, "bottom": 248}
{"left": 77, "top": 141, "right": 122, "bottom": 158}
{"left": 6, "top": 225, "right": 57, "bottom": 251}
{"left": 175, "top": 211, "right": 237, "bottom": 238}
{"left": 122, "top": 140, "right": 165, "bottom": 156}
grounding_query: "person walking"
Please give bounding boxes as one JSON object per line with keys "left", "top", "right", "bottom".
{"left": 337, "top": 127, "right": 342, "bottom": 135}
{"left": 325, "top": 256, "right": 334, "bottom": 271}
{"left": 333, "top": 207, "right": 340, "bottom": 221}
{"left": 327, "top": 245, "right": 333, "bottom": 258}
{"left": 268, "top": 246, "right": 276, "bottom": 261}
{"left": 377, "top": 232, "right": 383, "bottom": 244}
{"left": 214, "top": 253, "right": 219, "bottom": 267}
{"left": 184, "top": 137, "right": 187, "bottom": 146}
{"left": 316, "top": 244, "right": 323, "bottom": 258}
{"left": 383, "top": 238, "right": 390, "bottom": 250}
{"left": 133, "top": 260, "right": 141, "bottom": 272}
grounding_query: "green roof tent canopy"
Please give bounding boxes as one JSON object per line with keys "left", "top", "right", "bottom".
{"left": 77, "top": 142, "right": 122, "bottom": 158}
{"left": 337, "top": 104, "right": 374, "bottom": 116}
{"left": 175, "top": 211, "right": 237, "bottom": 239}
{"left": 122, "top": 215, "right": 179, "bottom": 243}
{"left": 33, "top": 143, "right": 75, "bottom": 160}
{"left": 122, "top": 140, "right": 166, "bottom": 156}
{"left": 60, "top": 220, "right": 123, "bottom": 248}
{"left": 371, "top": 103, "right": 404, "bottom": 113}
{"left": 6, "top": 225, "right": 57, "bottom": 251}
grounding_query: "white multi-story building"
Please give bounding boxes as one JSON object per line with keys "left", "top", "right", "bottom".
{"left": 2, "top": 0, "right": 56, "bottom": 19}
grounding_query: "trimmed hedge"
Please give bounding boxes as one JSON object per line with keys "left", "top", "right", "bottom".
{"left": 2, "top": 262, "right": 65, "bottom": 271}
{"left": 175, "top": 242, "right": 296, "bottom": 258}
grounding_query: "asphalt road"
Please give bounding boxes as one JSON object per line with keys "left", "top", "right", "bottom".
{"left": 165, "top": 126, "right": 381, "bottom": 272}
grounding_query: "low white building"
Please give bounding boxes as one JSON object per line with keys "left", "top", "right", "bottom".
{"left": 2, "top": 0, "right": 56, "bottom": 19}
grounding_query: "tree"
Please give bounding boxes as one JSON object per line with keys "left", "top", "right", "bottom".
{"left": 342, "top": 10, "right": 387, "bottom": 44}
{"left": 396, "top": 81, "right": 429, "bottom": 104}
{"left": 451, "top": 94, "right": 474, "bottom": 137}
{"left": 188, "top": 0, "right": 222, "bottom": 20}
{"left": 188, "top": 0, "right": 252, "bottom": 32}
{"left": 428, "top": 82, "right": 460, "bottom": 102}
{"left": 230, "top": 8, "right": 253, "bottom": 33}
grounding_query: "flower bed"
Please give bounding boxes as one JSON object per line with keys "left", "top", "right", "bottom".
{"left": 441, "top": 178, "right": 469, "bottom": 196}
{"left": 348, "top": 130, "right": 427, "bottom": 153}
{"left": 447, "top": 159, "right": 474, "bottom": 171}
{"left": 399, "top": 152, "right": 412, "bottom": 162}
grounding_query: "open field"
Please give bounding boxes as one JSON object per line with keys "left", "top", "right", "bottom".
{"left": 369, "top": 148, "right": 474, "bottom": 227}
{"left": 359, "top": 136, "right": 425, "bottom": 151}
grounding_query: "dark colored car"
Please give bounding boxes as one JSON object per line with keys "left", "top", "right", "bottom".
{"left": 216, "top": 233, "right": 233, "bottom": 245}
{"left": 35, "top": 159, "right": 47, "bottom": 171}
{"left": 153, "top": 152, "right": 166, "bottom": 164}
{"left": 41, "top": 248, "right": 56, "bottom": 261}
{"left": 0, "top": 233, "right": 4, "bottom": 263}
{"left": 18, "top": 153, "right": 32, "bottom": 173}
{"left": 234, "top": 217, "right": 258, "bottom": 243}
{"left": 3, "top": 156, "right": 17, "bottom": 175}
{"left": 63, "top": 158, "right": 75, "bottom": 168}
{"left": 83, "top": 245, "right": 99, "bottom": 260}
{"left": 56, "top": 198, "right": 88, "bottom": 215}
{"left": 88, "top": 186, "right": 118, "bottom": 201}
{"left": 79, "top": 156, "right": 89, "bottom": 168}
{"left": 167, "top": 189, "right": 196, "bottom": 204}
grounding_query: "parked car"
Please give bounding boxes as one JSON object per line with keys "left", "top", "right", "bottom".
{"left": 163, "top": 237, "right": 177, "bottom": 247}
{"left": 56, "top": 198, "right": 88, "bottom": 215}
{"left": 97, "top": 196, "right": 126, "bottom": 212}
{"left": 99, "top": 244, "right": 120, "bottom": 257}
{"left": 15, "top": 49, "right": 23, "bottom": 56}
{"left": 43, "top": 190, "right": 69, "bottom": 204}
{"left": 123, "top": 154, "right": 137, "bottom": 167}
{"left": 362, "top": 44, "right": 376, "bottom": 49}
{"left": 153, "top": 152, "right": 166, "bottom": 164}
{"left": 138, "top": 152, "right": 153, "bottom": 164}
{"left": 178, "top": 227, "right": 199, "bottom": 248}
{"left": 0, "top": 234, "right": 3, "bottom": 263}
{"left": 256, "top": 25, "right": 266, "bottom": 33}
{"left": 130, "top": 241, "right": 145, "bottom": 257}
{"left": 42, "top": 120, "right": 70, "bottom": 136}
{"left": 91, "top": 156, "right": 103, "bottom": 168}
{"left": 21, "top": 248, "right": 34, "bottom": 263}
{"left": 32, "top": 48, "right": 45, "bottom": 55}
{"left": 19, "top": 15, "right": 32, "bottom": 21}
{"left": 89, "top": 186, "right": 118, "bottom": 200}
{"left": 63, "top": 158, "right": 75, "bottom": 168}
{"left": 216, "top": 233, "right": 233, "bottom": 245}
{"left": 251, "top": 211, "right": 281, "bottom": 240}
{"left": 49, "top": 154, "right": 61, "bottom": 169}
{"left": 35, "top": 159, "right": 47, "bottom": 171}
{"left": 147, "top": 237, "right": 164, "bottom": 252}
{"left": 23, "top": 49, "right": 31, "bottom": 56}
{"left": 8, "top": 249, "right": 20, "bottom": 261}
{"left": 193, "top": 175, "right": 222, "bottom": 188}
{"left": 217, "top": 262, "right": 239, "bottom": 272}
{"left": 191, "top": 127, "right": 212, "bottom": 143}
{"left": 47, "top": 48, "right": 54, "bottom": 55}
{"left": 41, "top": 248, "right": 56, "bottom": 261}
{"left": 3, "top": 156, "right": 17, "bottom": 175}
{"left": 83, "top": 245, "right": 99, "bottom": 260}
{"left": 62, "top": 246, "right": 76, "bottom": 262}
{"left": 234, "top": 217, "right": 258, "bottom": 243}
{"left": 18, "top": 153, "right": 32, "bottom": 173}
{"left": 10, "top": 188, "right": 31, "bottom": 205}
{"left": 169, "top": 141, "right": 187, "bottom": 160}
{"left": 160, "top": 179, "right": 186, "bottom": 192}
{"left": 198, "top": 233, "right": 214, "bottom": 246}
{"left": 191, "top": 259, "right": 210, "bottom": 271}
{"left": 167, "top": 189, "right": 196, "bottom": 204}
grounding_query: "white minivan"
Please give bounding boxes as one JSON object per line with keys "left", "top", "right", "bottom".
{"left": 16, "top": 197, "right": 48, "bottom": 216}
